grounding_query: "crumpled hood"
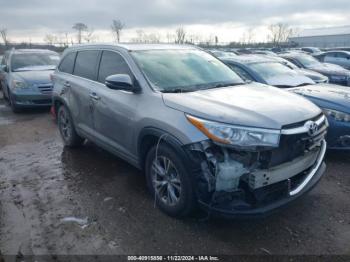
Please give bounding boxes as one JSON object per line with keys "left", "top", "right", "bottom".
{"left": 162, "top": 82, "right": 321, "bottom": 129}
{"left": 264, "top": 74, "right": 314, "bottom": 87}
{"left": 308, "top": 63, "right": 350, "bottom": 76}
{"left": 289, "top": 83, "right": 350, "bottom": 113}
{"left": 12, "top": 69, "right": 53, "bottom": 85}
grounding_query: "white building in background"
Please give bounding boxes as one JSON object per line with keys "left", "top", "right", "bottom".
{"left": 289, "top": 25, "right": 350, "bottom": 48}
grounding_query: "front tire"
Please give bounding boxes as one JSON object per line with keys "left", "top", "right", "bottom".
{"left": 57, "top": 105, "right": 84, "bottom": 147}
{"left": 145, "top": 144, "right": 196, "bottom": 217}
{"left": 8, "top": 89, "right": 20, "bottom": 113}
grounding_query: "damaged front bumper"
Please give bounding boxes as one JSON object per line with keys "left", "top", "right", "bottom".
{"left": 186, "top": 138, "right": 327, "bottom": 219}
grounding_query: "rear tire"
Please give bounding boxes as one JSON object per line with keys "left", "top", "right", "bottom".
{"left": 57, "top": 105, "right": 84, "bottom": 147}
{"left": 145, "top": 143, "right": 196, "bottom": 217}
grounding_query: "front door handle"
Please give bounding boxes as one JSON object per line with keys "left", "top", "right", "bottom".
{"left": 89, "top": 92, "right": 100, "bottom": 101}
{"left": 64, "top": 81, "right": 71, "bottom": 88}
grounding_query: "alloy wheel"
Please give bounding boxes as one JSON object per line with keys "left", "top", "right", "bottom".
{"left": 59, "top": 108, "right": 72, "bottom": 141}
{"left": 151, "top": 156, "right": 182, "bottom": 206}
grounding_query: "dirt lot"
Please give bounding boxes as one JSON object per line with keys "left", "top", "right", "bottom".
{"left": 0, "top": 91, "right": 349, "bottom": 258}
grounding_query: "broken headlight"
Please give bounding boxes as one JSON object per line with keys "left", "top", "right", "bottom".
{"left": 186, "top": 114, "right": 280, "bottom": 148}
{"left": 323, "top": 108, "right": 350, "bottom": 122}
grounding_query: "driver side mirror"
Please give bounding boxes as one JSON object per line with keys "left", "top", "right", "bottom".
{"left": 105, "top": 74, "right": 140, "bottom": 93}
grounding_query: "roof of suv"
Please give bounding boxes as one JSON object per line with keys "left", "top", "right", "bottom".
{"left": 10, "top": 49, "right": 58, "bottom": 54}
{"left": 67, "top": 43, "right": 198, "bottom": 51}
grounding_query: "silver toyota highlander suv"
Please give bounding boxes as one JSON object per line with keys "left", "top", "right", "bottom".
{"left": 52, "top": 44, "right": 328, "bottom": 218}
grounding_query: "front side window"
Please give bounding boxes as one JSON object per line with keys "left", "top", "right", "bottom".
{"left": 131, "top": 49, "right": 244, "bottom": 92}
{"left": 58, "top": 52, "right": 76, "bottom": 74}
{"left": 97, "top": 51, "right": 132, "bottom": 83}
{"left": 11, "top": 52, "right": 60, "bottom": 72}
{"left": 73, "top": 50, "right": 100, "bottom": 80}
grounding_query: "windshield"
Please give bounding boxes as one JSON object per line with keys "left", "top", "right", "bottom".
{"left": 11, "top": 52, "right": 60, "bottom": 71}
{"left": 250, "top": 62, "right": 300, "bottom": 81}
{"left": 296, "top": 55, "right": 321, "bottom": 68}
{"left": 131, "top": 49, "right": 244, "bottom": 92}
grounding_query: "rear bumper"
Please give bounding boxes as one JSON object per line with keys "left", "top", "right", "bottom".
{"left": 12, "top": 93, "right": 52, "bottom": 107}
{"left": 198, "top": 140, "right": 327, "bottom": 219}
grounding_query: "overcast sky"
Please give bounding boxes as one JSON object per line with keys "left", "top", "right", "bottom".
{"left": 0, "top": 0, "right": 349, "bottom": 43}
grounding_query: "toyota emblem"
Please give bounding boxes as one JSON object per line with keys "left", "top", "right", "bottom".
{"left": 304, "top": 120, "right": 319, "bottom": 136}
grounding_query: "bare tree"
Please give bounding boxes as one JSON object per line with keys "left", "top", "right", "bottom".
{"left": 166, "top": 32, "right": 175, "bottom": 43}
{"left": 132, "top": 29, "right": 145, "bottom": 43}
{"left": 72, "top": 22, "right": 88, "bottom": 44}
{"left": 44, "top": 34, "right": 58, "bottom": 45}
{"left": 84, "top": 28, "right": 96, "bottom": 43}
{"left": 61, "top": 32, "right": 70, "bottom": 47}
{"left": 0, "top": 28, "right": 9, "bottom": 46}
{"left": 131, "top": 30, "right": 161, "bottom": 43}
{"left": 175, "top": 27, "right": 186, "bottom": 44}
{"left": 246, "top": 28, "right": 255, "bottom": 44}
{"left": 268, "top": 23, "right": 293, "bottom": 45}
{"left": 111, "top": 19, "right": 125, "bottom": 43}
{"left": 215, "top": 36, "right": 219, "bottom": 46}
{"left": 144, "top": 33, "right": 161, "bottom": 43}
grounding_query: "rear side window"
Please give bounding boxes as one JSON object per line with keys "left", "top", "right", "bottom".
{"left": 58, "top": 52, "right": 76, "bottom": 74}
{"left": 73, "top": 50, "right": 100, "bottom": 80}
{"left": 97, "top": 51, "right": 132, "bottom": 83}
{"left": 326, "top": 53, "right": 337, "bottom": 58}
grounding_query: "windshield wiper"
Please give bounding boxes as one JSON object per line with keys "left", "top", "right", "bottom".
{"left": 161, "top": 88, "right": 195, "bottom": 93}
{"left": 203, "top": 82, "right": 245, "bottom": 90}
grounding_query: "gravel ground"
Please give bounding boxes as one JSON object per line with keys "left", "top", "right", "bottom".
{"left": 0, "top": 91, "right": 349, "bottom": 258}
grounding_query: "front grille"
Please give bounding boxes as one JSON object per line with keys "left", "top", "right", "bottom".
{"left": 263, "top": 114, "right": 327, "bottom": 168}
{"left": 37, "top": 84, "right": 53, "bottom": 95}
{"left": 32, "top": 99, "right": 52, "bottom": 105}
{"left": 282, "top": 113, "right": 323, "bottom": 130}
{"left": 252, "top": 168, "right": 310, "bottom": 206}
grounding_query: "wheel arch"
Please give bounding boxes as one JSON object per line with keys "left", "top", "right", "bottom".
{"left": 137, "top": 127, "right": 193, "bottom": 171}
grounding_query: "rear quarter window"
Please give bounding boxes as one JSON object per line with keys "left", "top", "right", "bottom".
{"left": 73, "top": 50, "right": 100, "bottom": 80}
{"left": 58, "top": 52, "right": 77, "bottom": 74}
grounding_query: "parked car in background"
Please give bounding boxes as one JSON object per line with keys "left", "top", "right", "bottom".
{"left": 222, "top": 55, "right": 350, "bottom": 149}
{"left": 52, "top": 44, "right": 327, "bottom": 218}
{"left": 251, "top": 50, "right": 277, "bottom": 56}
{"left": 257, "top": 54, "right": 329, "bottom": 84}
{"left": 0, "top": 55, "right": 3, "bottom": 90}
{"left": 301, "top": 47, "right": 322, "bottom": 55}
{"left": 280, "top": 52, "right": 350, "bottom": 86}
{"left": 0, "top": 49, "right": 59, "bottom": 112}
{"left": 208, "top": 49, "right": 237, "bottom": 58}
{"left": 315, "top": 51, "right": 350, "bottom": 70}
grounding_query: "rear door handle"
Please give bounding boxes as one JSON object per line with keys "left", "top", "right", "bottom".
{"left": 64, "top": 81, "right": 71, "bottom": 88}
{"left": 89, "top": 92, "right": 100, "bottom": 101}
